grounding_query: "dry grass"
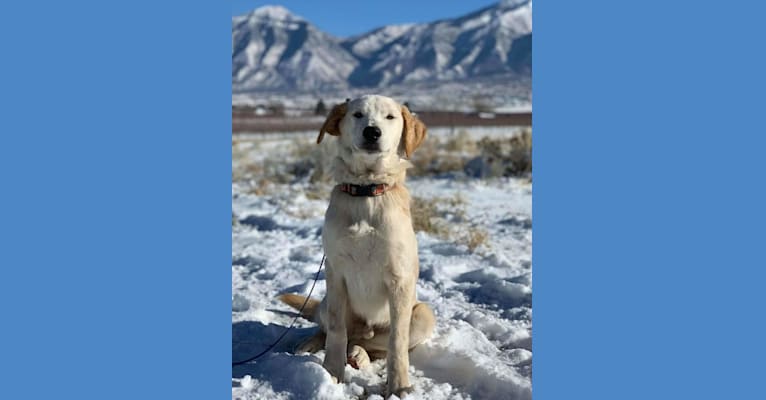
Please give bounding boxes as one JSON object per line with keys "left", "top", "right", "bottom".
{"left": 246, "top": 178, "right": 275, "bottom": 196}
{"left": 410, "top": 193, "right": 488, "bottom": 253}
{"left": 304, "top": 183, "right": 332, "bottom": 200}
{"left": 289, "top": 138, "right": 316, "bottom": 159}
{"left": 411, "top": 196, "right": 451, "bottom": 238}
{"left": 476, "top": 128, "right": 532, "bottom": 176}
{"left": 410, "top": 128, "right": 532, "bottom": 178}
{"left": 232, "top": 129, "right": 528, "bottom": 247}
{"left": 409, "top": 136, "right": 469, "bottom": 177}
{"left": 234, "top": 127, "right": 532, "bottom": 185}
{"left": 444, "top": 129, "right": 478, "bottom": 153}
{"left": 455, "top": 227, "right": 490, "bottom": 253}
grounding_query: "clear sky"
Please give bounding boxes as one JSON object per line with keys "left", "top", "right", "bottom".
{"left": 231, "top": 0, "right": 500, "bottom": 37}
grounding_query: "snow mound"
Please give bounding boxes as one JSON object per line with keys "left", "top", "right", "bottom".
{"left": 411, "top": 321, "right": 532, "bottom": 400}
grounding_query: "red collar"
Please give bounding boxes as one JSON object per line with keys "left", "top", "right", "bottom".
{"left": 338, "top": 183, "right": 389, "bottom": 197}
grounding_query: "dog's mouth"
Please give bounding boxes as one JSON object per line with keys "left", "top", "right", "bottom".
{"left": 359, "top": 144, "right": 381, "bottom": 154}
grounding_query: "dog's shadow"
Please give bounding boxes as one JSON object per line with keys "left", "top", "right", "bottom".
{"left": 232, "top": 320, "right": 320, "bottom": 380}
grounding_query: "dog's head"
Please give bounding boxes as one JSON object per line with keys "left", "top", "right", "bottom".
{"left": 317, "top": 95, "right": 426, "bottom": 160}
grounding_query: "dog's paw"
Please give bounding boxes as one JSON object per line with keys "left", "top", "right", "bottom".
{"left": 387, "top": 385, "right": 413, "bottom": 398}
{"left": 347, "top": 345, "right": 370, "bottom": 369}
{"left": 350, "top": 324, "right": 375, "bottom": 340}
{"left": 361, "top": 327, "right": 374, "bottom": 340}
{"left": 323, "top": 358, "right": 346, "bottom": 384}
{"left": 295, "top": 334, "right": 325, "bottom": 354}
{"left": 387, "top": 375, "right": 413, "bottom": 398}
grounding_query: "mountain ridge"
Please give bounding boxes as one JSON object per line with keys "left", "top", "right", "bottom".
{"left": 232, "top": 1, "right": 531, "bottom": 95}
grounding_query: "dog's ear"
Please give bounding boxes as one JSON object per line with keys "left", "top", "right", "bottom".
{"left": 317, "top": 102, "right": 347, "bottom": 144}
{"left": 401, "top": 105, "right": 427, "bottom": 158}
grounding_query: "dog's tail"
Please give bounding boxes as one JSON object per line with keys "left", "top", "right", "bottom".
{"left": 278, "top": 293, "right": 320, "bottom": 320}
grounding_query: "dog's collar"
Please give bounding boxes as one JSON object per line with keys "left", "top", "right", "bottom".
{"left": 338, "top": 183, "right": 390, "bottom": 197}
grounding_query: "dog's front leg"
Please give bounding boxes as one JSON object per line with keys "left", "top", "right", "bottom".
{"left": 386, "top": 278, "right": 414, "bottom": 396}
{"left": 323, "top": 271, "right": 348, "bottom": 383}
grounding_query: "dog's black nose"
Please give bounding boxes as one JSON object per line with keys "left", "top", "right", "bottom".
{"left": 363, "top": 126, "right": 382, "bottom": 142}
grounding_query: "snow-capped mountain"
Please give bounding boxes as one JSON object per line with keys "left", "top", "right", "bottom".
{"left": 232, "top": 6, "right": 358, "bottom": 92}
{"left": 232, "top": 0, "right": 531, "bottom": 93}
{"left": 342, "top": 0, "right": 531, "bottom": 87}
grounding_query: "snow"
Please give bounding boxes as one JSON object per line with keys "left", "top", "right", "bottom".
{"left": 499, "top": 2, "right": 532, "bottom": 33}
{"left": 232, "top": 1, "right": 532, "bottom": 103}
{"left": 232, "top": 7, "right": 357, "bottom": 92}
{"left": 347, "top": 24, "right": 416, "bottom": 58}
{"left": 232, "top": 127, "right": 532, "bottom": 399}
{"left": 250, "top": 5, "right": 304, "bottom": 22}
{"left": 460, "top": 13, "right": 492, "bottom": 32}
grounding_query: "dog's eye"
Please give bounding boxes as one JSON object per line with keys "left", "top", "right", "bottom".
{"left": 386, "top": 115, "right": 395, "bottom": 120}
{"left": 353, "top": 112, "right": 363, "bottom": 118}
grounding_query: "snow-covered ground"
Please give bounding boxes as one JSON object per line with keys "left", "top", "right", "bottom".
{"left": 232, "top": 127, "right": 532, "bottom": 400}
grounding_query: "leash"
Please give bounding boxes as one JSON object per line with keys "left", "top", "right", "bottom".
{"left": 232, "top": 254, "right": 325, "bottom": 366}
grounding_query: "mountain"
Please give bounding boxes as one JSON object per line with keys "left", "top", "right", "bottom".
{"left": 232, "top": 6, "right": 357, "bottom": 92}
{"left": 341, "top": 0, "right": 532, "bottom": 87}
{"left": 232, "top": 0, "right": 532, "bottom": 93}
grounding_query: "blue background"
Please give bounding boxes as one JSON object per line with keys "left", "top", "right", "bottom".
{"left": 534, "top": 1, "right": 766, "bottom": 398}
{"left": 231, "top": 0, "right": 500, "bottom": 37}
{"left": 0, "top": 1, "right": 230, "bottom": 398}
{"left": 0, "top": 1, "right": 764, "bottom": 399}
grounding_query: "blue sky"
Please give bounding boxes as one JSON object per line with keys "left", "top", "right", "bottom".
{"left": 231, "top": 0, "right": 500, "bottom": 37}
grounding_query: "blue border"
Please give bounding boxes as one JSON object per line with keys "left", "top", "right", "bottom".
{"left": 2, "top": 1, "right": 766, "bottom": 398}
{"left": 0, "top": 2, "right": 230, "bottom": 398}
{"left": 534, "top": 1, "right": 766, "bottom": 399}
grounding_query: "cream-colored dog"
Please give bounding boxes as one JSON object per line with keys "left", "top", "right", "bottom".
{"left": 280, "top": 95, "right": 435, "bottom": 397}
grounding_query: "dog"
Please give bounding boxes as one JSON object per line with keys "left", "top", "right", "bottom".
{"left": 279, "top": 95, "right": 435, "bottom": 397}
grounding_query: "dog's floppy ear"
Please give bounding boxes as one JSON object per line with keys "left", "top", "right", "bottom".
{"left": 317, "top": 102, "right": 347, "bottom": 144}
{"left": 401, "top": 105, "right": 427, "bottom": 158}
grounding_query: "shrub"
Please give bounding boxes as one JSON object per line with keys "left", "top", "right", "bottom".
{"left": 459, "top": 227, "right": 490, "bottom": 253}
{"left": 410, "top": 196, "right": 450, "bottom": 238}
{"left": 410, "top": 194, "right": 488, "bottom": 253}
{"left": 476, "top": 128, "right": 532, "bottom": 176}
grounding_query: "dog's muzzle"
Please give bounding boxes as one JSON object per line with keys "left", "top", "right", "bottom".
{"left": 361, "top": 126, "right": 382, "bottom": 152}
{"left": 363, "top": 126, "right": 381, "bottom": 142}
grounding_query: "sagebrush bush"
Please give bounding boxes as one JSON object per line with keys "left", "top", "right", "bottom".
{"left": 461, "top": 227, "right": 490, "bottom": 253}
{"left": 409, "top": 135, "right": 470, "bottom": 177}
{"left": 410, "top": 194, "right": 488, "bottom": 253}
{"left": 410, "top": 196, "right": 450, "bottom": 238}
{"left": 477, "top": 128, "right": 532, "bottom": 176}
{"left": 445, "top": 129, "right": 478, "bottom": 153}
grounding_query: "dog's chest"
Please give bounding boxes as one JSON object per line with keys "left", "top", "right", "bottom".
{"left": 333, "top": 215, "right": 390, "bottom": 273}
{"left": 325, "top": 206, "right": 396, "bottom": 323}
{"left": 347, "top": 219, "right": 376, "bottom": 238}
{"left": 326, "top": 198, "right": 392, "bottom": 260}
